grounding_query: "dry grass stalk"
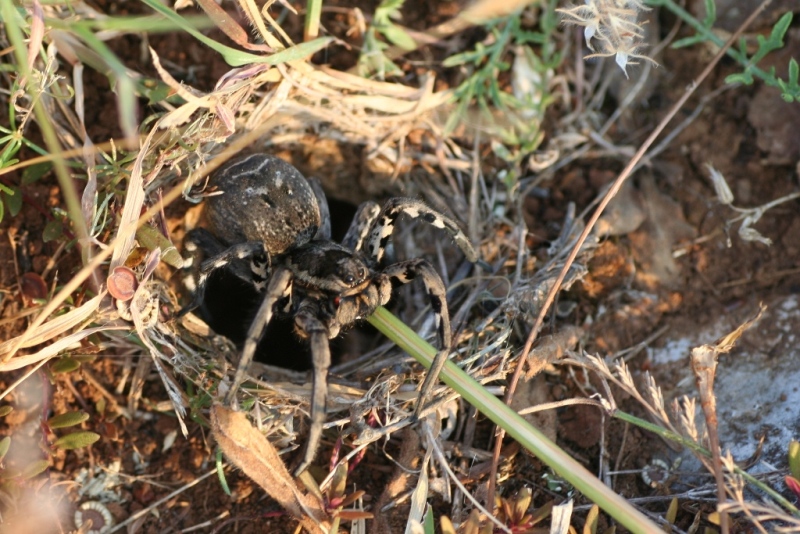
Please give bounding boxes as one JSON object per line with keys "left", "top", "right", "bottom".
{"left": 690, "top": 305, "right": 765, "bottom": 534}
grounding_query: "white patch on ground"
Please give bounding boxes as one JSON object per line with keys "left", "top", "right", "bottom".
{"left": 649, "top": 294, "right": 800, "bottom": 469}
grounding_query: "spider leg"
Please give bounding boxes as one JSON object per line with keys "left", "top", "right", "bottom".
{"left": 292, "top": 303, "right": 331, "bottom": 475}
{"left": 307, "top": 177, "right": 331, "bottom": 241}
{"left": 366, "top": 198, "right": 478, "bottom": 264}
{"left": 223, "top": 267, "right": 293, "bottom": 406}
{"left": 380, "top": 259, "right": 452, "bottom": 416}
{"left": 177, "top": 238, "right": 269, "bottom": 317}
{"left": 342, "top": 201, "right": 380, "bottom": 252}
{"left": 181, "top": 228, "right": 225, "bottom": 294}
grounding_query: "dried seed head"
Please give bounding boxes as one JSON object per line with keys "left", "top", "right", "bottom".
{"left": 706, "top": 164, "right": 734, "bottom": 205}
{"left": 557, "top": 0, "right": 657, "bottom": 77}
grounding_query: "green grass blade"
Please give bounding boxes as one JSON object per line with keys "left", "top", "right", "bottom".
{"left": 141, "top": 0, "right": 332, "bottom": 66}
{"left": 46, "top": 14, "right": 216, "bottom": 33}
{"left": 70, "top": 25, "right": 138, "bottom": 142}
{"left": 368, "top": 307, "right": 660, "bottom": 532}
{"left": 304, "top": 0, "right": 322, "bottom": 41}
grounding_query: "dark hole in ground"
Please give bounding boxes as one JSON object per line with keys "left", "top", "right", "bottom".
{"left": 195, "top": 195, "right": 377, "bottom": 371}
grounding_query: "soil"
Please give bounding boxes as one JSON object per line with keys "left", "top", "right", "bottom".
{"left": 1, "top": 2, "right": 800, "bottom": 534}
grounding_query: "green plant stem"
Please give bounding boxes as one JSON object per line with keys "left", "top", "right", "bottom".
{"left": 367, "top": 307, "right": 661, "bottom": 533}
{"left": 46, "top": 14, "right": 216, "bottom": 33}
{"left": 647, "top": 0, "right": 773, "bottom": 82}
{"left": 304, "top": 0, "right": 322, "bottom": 41}
{"left": 70, "top": 25, "right": 138, "bottom": 143}
{"left": 613, "top": 410, "right": 800, "bottom": 516}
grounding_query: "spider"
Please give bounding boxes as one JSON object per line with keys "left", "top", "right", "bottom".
{"left": 180, "top": 153, "right": 477, "bottom": 474}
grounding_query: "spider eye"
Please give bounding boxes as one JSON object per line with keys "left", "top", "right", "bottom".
{"left": 344, "top": 275, "right": 355, "bottom": 284}
{"left": 358, "top": 267, "right": 366, "bottom": 279}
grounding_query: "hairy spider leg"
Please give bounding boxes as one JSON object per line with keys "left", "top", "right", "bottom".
{"left": 178, "top": 237, "right": 269, "bottom": 317}
{"left": 342, "top": 201, "right": 380, "bottom": 252}
{"left": 365, "top": 198, "right": 478, "bottom": 264}
{"left": 380, "top": 259, "right": 452, "bottom": 416}
{"left": 307, "top": 177, "right": 332, "bottom": 241}
{"left": 181, "top": 228, "right": 227, "bottom": 294}
{"left": 224, "top": 267, "right": 293, "bottom": 407}
{"left": 361, "top": 199, "right": 476, "bottom": 415}
{"left": 292, "top": 302, "right": 332, "bottom": 475}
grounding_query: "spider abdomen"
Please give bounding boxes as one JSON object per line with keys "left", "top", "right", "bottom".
{"left": 206, "top": 154, "right": 321, "bottom": 254}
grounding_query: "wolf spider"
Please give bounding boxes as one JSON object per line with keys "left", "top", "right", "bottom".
{"left": 180, "top": 154, "right": 477, "bottom": 474}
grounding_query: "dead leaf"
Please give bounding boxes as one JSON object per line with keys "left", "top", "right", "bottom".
{"left": 210, "top": 404, "right": 330, "bottom": 533}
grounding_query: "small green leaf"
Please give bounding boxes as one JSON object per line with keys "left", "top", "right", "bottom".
{"left": 0, "top": 198, "right": 4, "bottom": 223}
{"left": 423, "top": 503, "right": 435, "bottom": 534}
{"left": 778, "top": 58, "right": 800, "bottom": 102}
{"left": 665, "top": 497, "right": 679, "bottom": 527}
{"left": 50, "top": 357, "right": 81, "bottom": 374}
{"left": 216, "top": 448, "right": 231, "bottom": 495}
{"left": 52, "top": 431, "right": 100, "bottom": 450}
{"left": 0, "top": 405, "right": 13, "bottom": 417}
{"left": 377, "top": 0, "right": 405, "bottom": 13}
{"left": 5, "top": 186, "right": 22, "bottom": 216}
{"left": 702, "top": 0, "right": 716, "bottom": 28}
{"left": 43, "top": 219, "right": 63, "bottom": 242}
{"left": 47, "top": 411, "right": 90, "bottom": 429}
{"left": 725, "top": 71, "right": 754, "bottom": 86}
{"left": 672, "top": 34, "right": 707, "bottom": 49}
{"left": 0, "top": 139, "right": 21, "bottom": 167}
{"left": 380, "top": 25, "right": 416, "bottom": 51}
{"left": 21, "top": 161, "right": 52, "bottom": 184}
{"left": 21, "top": 459, "right": 50, "bottom": 479}
{"left": 0, "top": 436, "right": 10, "bottom": 462}
{"left": 135, "top": 225, "right": 185, "bottom": 268}
{"left": 442, "top": 52, "right": 472, "bottom": 68}
{"left": 140, "top": 78, "right": 176, "bottom": 106}
{"left": 769, "top": 12, "right": 792, "bottom": 45}
{"left": 491, "top": 140, "right": 514, "bottom": 162}
{"left": 789, "top": 441, "right": 800, "bottom": 480}
{"left": 788, "top": 57, "right": 799, "bottom": 83}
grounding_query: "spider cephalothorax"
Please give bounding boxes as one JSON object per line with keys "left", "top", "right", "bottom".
{"left": 181, "top": 153, "right": 477, "bottom": 474}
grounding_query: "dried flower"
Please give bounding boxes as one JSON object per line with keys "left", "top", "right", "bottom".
{"left": 557, "top": 0, "right": 657, "bottom": 77}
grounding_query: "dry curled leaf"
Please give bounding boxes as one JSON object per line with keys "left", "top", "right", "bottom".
{"left": 210, "top": 404, "right": 331, "bottom": 533}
